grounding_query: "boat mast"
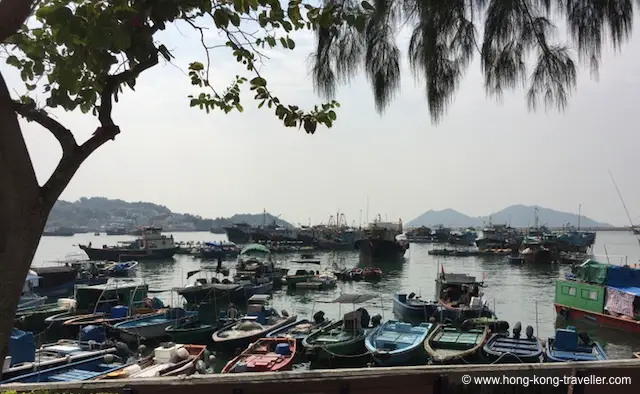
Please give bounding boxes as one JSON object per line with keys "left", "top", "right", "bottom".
{"left": 608, "top": 170, "right": 640, "bottom": 248}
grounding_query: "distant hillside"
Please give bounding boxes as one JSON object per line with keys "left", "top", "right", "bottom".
{"left": 407, "top": 205, "right": 612, "bottom": 228}
{"left": 46, "top": 197, "right": 293, "bottom": 232}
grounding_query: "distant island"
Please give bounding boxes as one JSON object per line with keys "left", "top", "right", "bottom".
{"left": 407, "top": 205, "right": 612, "bottom": 228}
{"left": 45, "top": 197, "right": 293, "bottom": 233}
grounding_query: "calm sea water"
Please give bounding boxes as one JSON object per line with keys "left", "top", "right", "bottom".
{"left": 31, "top": 230, "right": 640, "bottom": 360}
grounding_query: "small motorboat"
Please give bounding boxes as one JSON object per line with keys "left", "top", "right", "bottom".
{"left": 284, "top": 270, "right": 316, "bottom": 287}
{"left": 392, "top": 293, "right": 440, "bottom": 323}
{"left": 482, "top": 322, "right": 543, "bottom": 363}
{"left": 100, "top": 344, "right": 206, "bottom": 379}
{"left": 266, "top": 316, "right": 332, "bottom": 346}
{"left": 221, "top": 338, "right": 295, "bottom": 373}
{"left": 545, "top": 327, "right": 607, "bottom": 362}
{"left": 1, "top": 353, "right": 135, "bottom": 383}
{"left": 365, "top": 321, "right": 433, "bottom": 366}
{"left": 212, "top": 295, "right": 297, "bottom": 354}
{"left": 507, "top": 255, "right": 525, "bottom": 264}
{"left": 62, "top": 306, "right": 159, "bottom": 337}
{"left": 362, "top": 267, "right": 383, "bottom": 280}
{"left": 111, "top": 308, "right": 198, "bottom": 342}
{"left": 302, "top": 311, "right": 369, "bottom": 364}
{"left": 3, "top": 330, "right": 120, "bottom": 381}
{"left": 15, "top": 299, "right": 75, "bottom": 333}
{"left": 424, "top": 324, "right": 489, "bottom": 364}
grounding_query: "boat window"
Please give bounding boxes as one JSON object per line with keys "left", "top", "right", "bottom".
{"left": 583, "top": 290, "right": 598, "bottom": 301}
{"left": 561, "top": 285, "right": 576, "bottom": 296}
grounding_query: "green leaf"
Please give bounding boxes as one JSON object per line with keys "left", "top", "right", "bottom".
{"left": 6, "top": 55, "right": 20, "bottom": 67}
{"left": 112, "top": 30, "right": 131, "bottom": 51}
{"left": 213, "top": 9, "right": 230, "bottom": 28}
{"left": 304, "top": 119, "right": 317, "bottom": 134}
{"left": 250, "top": 77, "right": 267, "bottom": 86}
{"left": 235, "top": 103, "right": 244, "bottom": 112}
{"left": 287, "top": 38, "right": 295, "bottom": 49}
{"left": 361, "top": 1, "right": 374, "bottom": 11}
{"left": 328, "top": 110, "right": 337, "bottom": 120}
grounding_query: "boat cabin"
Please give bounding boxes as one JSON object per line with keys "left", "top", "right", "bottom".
{"left": 435, "top": 273, "right": 484, "bottom": 308}
{"left": 74, "top": 278, "right": 149, "bottom": 313}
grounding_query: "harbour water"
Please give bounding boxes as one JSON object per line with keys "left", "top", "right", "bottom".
{"left": 32, "top": 230, "right": 640, "bottom": 363}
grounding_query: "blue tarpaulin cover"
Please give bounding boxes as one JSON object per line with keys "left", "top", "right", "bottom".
{"left": 605, "top": 265, "right": 640, "bottom": 290}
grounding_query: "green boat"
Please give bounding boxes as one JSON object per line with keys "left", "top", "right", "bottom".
{"left": 301, "top": 294, "right": 376, "bottom": 364}
{"left": 166, "top": 321, "right": 217, "bottom": 345}
{"left": 424, "top": 324, "right": 489, "bottom": 364}
{"left": 15, "top": 302, "right": 72, "bottom": 333}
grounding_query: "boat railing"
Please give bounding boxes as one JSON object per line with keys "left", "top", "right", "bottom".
{"left": 89, "top": 278, "right": 148, "bottom": 315}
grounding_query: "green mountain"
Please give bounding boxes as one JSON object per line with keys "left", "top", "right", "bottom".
{"left": 46, "top": 197, "right": 293, "bottom": 232}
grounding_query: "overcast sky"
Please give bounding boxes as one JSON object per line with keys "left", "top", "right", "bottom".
{"left": 2, "top": 16, "right": 639, "bottom": 227}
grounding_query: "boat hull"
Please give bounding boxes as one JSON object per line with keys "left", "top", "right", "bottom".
{"left": 482, "top": 333, "right": 543, "bottom": 364}
{"left": 356, "top": 239, "right": 407, "bottom": 261}
{"left": 392, "top": 294, "right": 440, "bottom": 323}
{"left": 365, "top": 322, "right": 432, "bottom": 367}
{"left": 79, "top": 245, "right": 177, "bottom": 261}
{"left": 166, "top": 324, "right": 216, "bottom": 346}
{"left": 554, "top": 303, "right": 640, "bottom": 333}
{"left": 212, "top": 316, "right": 298, "bottom": 354}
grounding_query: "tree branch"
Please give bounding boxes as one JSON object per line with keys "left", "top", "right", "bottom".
{"left": 0, "top": 0, "right": 39, "bottom": 43}
{"left": 12, "top": 101, "right": 78, "bottom": 157}
{"left": 98, "top": 55, "right": 159, "bottom": 126}
{"left": 40, "top": 53, "right": 160, "bottom": 209}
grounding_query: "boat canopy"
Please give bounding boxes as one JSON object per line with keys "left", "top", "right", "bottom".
{"left": 605, "top": 265, "right": 640, "bottom": 296}
{"left": 240, "top": 243, "right": 270, "bottom": 256}
{"left": 331, "top": 294, "right": 376, "bottom": 304}
{"left": 571, "top": 259, "right": 607, "bottom": 284}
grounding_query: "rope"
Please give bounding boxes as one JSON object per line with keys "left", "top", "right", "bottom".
{"left": 315, "top": 346, "right": 372, "bottom": 359}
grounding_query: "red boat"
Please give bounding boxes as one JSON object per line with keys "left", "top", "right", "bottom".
{"left": 221, "top": 337, "right": 296, "bottom": 373}
{"left": 362, "top": 267, "right": 383, "bottom": 280}
{"left": 554, "top": 303, "right": 640, "bottom": 334}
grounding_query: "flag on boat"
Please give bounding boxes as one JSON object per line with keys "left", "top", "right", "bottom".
{"left": 441, "top": 264, "right": 445, "bottom": 279}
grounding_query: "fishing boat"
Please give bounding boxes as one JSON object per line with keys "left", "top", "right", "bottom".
{"left": 436, "top": 268, "right": 495, "bottom": 322}
{"left": 294, "top": 272, "right": 337, "bottom": 290}
{"left": 0, "top": 353, "right": 136, "bottom": 383}
{"left": 266, "top": 315, "right": 331, "bottom": 346}
{"left": 165, "top": 321, "right": 218, "bottom": 346}
{"left": 174, "top": 273, "right": 241, "bottom": 305}
{"left": 555, "top": 260, "right": 640, "bottom": 333}
{"left": 78, "top": 226, "right": 178, "bottom": 260}
{"left": 424, "top": 324, "right": 489, "bottom": 364}
{"left": 111, "top": 308, "right": 198, "bottom": 342}
{"left": 482, "top": 322, "right": 543, "bottom": 363}
{"left": 302, "top": 294, "right": 375, "bottom": 364}
{"left": 392, "top": 293, "right": 440, "bottom": 323}
{"left": 221, "top": 337, "right": 296, "bottom": 373}
{"left": 63, "top": 306, "right": 161, "bottom": 334}
{"left": 3, "top": 335, "right": 121, "bottom": 381}
{"left": 284, "top": 270, "right": 316, "bottom": 287}
{"left": 364, "top": 321, "right": 433, "bottom": 366}
{"left": 100, "top": 344, "right": 206, "bottom": 379}
{"left": 212, "top": 294, "right": 297, "bottom": 354}
{"left": 545, "top": 327, "right": 608, "bottom": 362}
{"left": 355, "top": 217, "right": 408, "bottom": 261}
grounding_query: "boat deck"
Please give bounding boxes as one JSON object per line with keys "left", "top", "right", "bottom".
{"left": 487, "top": 336, "right": 540, "bottom": 356}
{"left": 313, "top": 328, "right": 359, "bottom": 345}
{"left": 372, "top": 323, "right": 427, "bottom": 350}
{"left": 433, "top": 327, "right": 483, "bottom": 350}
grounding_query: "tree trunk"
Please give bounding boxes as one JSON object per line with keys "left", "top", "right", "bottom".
{"left": 0, "top": 70, "right": 46, "bottom": 375}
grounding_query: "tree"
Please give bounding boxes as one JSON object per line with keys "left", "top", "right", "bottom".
{"left": 0, "top": 0, "right": 346, "bottom": 367}
{"left": 310, "top": 0, "right": 637, "bottom": 123}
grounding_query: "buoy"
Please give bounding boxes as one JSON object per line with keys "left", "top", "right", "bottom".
{"left": 176, "top": 347, "right": 190, "bottom": 360}
{"left": 103, "top": 354, "right": 115, "bottom": 364}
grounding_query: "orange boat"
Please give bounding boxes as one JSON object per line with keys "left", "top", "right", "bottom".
{"left": 221, "top": 338, "right": 295, "bottom": 373}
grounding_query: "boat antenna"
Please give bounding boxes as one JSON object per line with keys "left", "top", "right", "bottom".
{"left": 535, "top": 300, "right": 539, "bottom": 338}
{"left": 608, "top": 170, "right": 640, "bottom": 249}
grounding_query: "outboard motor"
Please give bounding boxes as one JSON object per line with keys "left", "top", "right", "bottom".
{"left": 371, "top": 314, "right": 382, "bottom": 327}
{"left": 357, "top": 308, "right": 371, "bottom": 328}
{"left": 313, "top": 311, "right": 326, "bottom": 324}
{"left": 512, "top": 321, "right": 522, "bottom": 339}
{"left": 525, "top": 325, "right": 534, "bottom": 340}
{"left": 281, "top": 310, "right": 289, "bottom": 317}
{"left": 408, "top": 292, "right": 416, "bottom": 299}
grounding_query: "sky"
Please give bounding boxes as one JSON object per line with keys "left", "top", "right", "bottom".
{"left": 2, "top": 12, "right": 640, "bottom": 227}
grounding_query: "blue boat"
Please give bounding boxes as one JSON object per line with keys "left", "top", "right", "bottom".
{"left": 266, "top": 317, "right": 332, "bottom": 346}
{"left": 1, "top": 353, "right": 134, "bottom": 383}
{"left": 364, "top": 321, "right": 433, "bottom": 366}
{"left": 392, "top": 293, "right": 440, "bottom": 323}
{"left": 545, "top": 327, "right": 608, "bottom": 362}
{"left": 482, "top": 322, "right": 543, "bottom": 363}
{"left": 111, "top": 308, "right": 198, "bottom": 342}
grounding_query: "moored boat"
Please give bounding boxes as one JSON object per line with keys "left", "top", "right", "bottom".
{"left": 545, "top": 327, "right": 607, "bottom": 362}
{"left": 436, "top": 268, "right": 495, "bottom": 322}
{"left": 15, "top": 299, "right": 75, "bottom": 333}
{"left": 555, "top": 260, "right": 640, "bottom": 333}
{"left": 111, "top": 308, "right": 198, "bottom": 342}
{"left": 79, "top": 226, "right": 177, "bottom": 261}
{"left": 221, "top": 338, "right": 296, "bottom": 373}
{"left": 212, "top": 294, "right": 297, "bottom": 354}
{"left": 266, "top": 315, "right": 331, "bottom": 346}
{"left": 424, "top": 324, "right": 489, "bottom": 364}
{"left": 365, "top": 321, "right": 433, "bottom": 366}
{"left": 355, "top": 217, "right": 408, "bottom": 262}
{"left": 0, "top": 353, "right": 136, "bottom": 383}
{"left": 482, "top": 322, "right": 543, "bottom": 363}
{"left": 392, "top": 293, "right": 440, "bottom": 323}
